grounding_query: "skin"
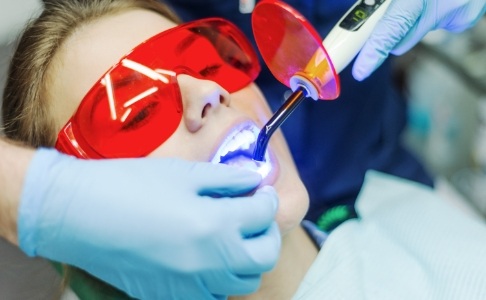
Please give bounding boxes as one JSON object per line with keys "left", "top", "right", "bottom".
{"left": 0, "top": 138, "right": 34, "bottom": 245}
{"left": 46, "top": 9, "right": 317, "bottom": 298}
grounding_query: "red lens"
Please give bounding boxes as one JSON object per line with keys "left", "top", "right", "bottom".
{"left": 73, "top": 65, "right": 182, "bottom": 158}
{"left": 55, "top": 19, "right": 260, "bottom": 158}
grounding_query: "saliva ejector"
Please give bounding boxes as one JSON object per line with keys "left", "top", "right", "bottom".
{"left": 251, "top": 0, "right": 391, "bottom": 161}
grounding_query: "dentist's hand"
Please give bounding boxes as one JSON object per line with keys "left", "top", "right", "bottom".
{"left": 19, "top": 148, "right": 281, "bottom": 299}
{"left": 353, "top": 0, "right": 486, "bottom": 80}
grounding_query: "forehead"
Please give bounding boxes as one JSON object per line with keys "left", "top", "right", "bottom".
{"left": 48, "top": 9, "right": 176, "bottom": 130}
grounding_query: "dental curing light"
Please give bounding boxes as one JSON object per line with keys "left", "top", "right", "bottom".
{"left": 251, "top": 0, "right": 391, "bottom": 161}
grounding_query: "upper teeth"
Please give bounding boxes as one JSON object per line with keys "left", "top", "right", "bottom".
{"left": 224, "top": 130, "right": 255, "bottom": 152}
{"left": 211, "top": 125, "right": 259, "bottom": 163}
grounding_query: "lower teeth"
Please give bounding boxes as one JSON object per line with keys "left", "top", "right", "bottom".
{"left": 223, "top": 156, "right": 259, "bottom": 172}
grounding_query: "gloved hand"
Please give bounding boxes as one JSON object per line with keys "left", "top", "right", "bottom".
{"left": 353, "top": 0, "right": 486, "bottom": 80}
{"left": 19, "top": 148, "right": 281, "bottom": 299}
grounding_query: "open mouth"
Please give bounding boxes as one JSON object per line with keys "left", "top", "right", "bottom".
{"left": 210, "top": 123, "right": 272, "bottom": 178}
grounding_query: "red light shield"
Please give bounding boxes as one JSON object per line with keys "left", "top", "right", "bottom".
{"left": 252, "top": 0, "right": 340, "bottom": 100}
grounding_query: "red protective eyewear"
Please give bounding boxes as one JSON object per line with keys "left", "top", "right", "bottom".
{"left": 55, "top": 18, "right": 260, "bottom": 158}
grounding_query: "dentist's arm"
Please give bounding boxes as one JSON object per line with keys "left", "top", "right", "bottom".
{"left": 0, "top": 138, "right": 33, "bottom": 245}
{"left": 353, "top": 0, "right": 486, "bottom": 80}
{"left": 0, "top": 137, "right": 281, "bottom": 300}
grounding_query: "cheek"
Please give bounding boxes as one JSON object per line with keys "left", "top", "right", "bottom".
{"left": 271, "top": 135, "right": 309, "bottom": 236}
{"left": 230, "top": 84, "right": 273, "bottom": 126}
{"left": 275, "top": 176, "right": 309, "bottom": 235}
{"left": 146, "top": 121, "right": 206, "bottom": 161}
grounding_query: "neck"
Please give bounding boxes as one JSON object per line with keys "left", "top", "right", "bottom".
{"left": 230, "top": 226, "right": 318, "bottom": 300}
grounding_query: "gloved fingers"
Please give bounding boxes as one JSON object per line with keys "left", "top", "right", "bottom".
{"left": 355, "top": 0, "right": 486, "bottom": 79}
{"left": 352, "top": 0, "right": 422, "bottom": 81}
{"left": 189, "top": 162, "right": 262, "bottom": 197}
{"left": 392, "top": 2, "right": 486, "bottom": 55}
{"left": 433, "top": 1, "right": 486, "bottom": 33}
{"left": 390, "top": 18, "right": 429, "bottom": 56}
{"left": 390, "top": 1, "right": 446, "bottom": 56}
{"left": 225, "top": 186, "right": 279, "bottom": 237}
{"left": 234, "top": 222, "right": 281, "bottom": 275}
{"left": 203, "top": 270, "right": 262, "bottom": 296}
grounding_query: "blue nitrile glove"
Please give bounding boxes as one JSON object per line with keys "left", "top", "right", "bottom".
{"left": 18, "top": 148, "right": 281, "bottom": 300}
{"left": 353, "top": 0, "right": 486, "bottom": 80}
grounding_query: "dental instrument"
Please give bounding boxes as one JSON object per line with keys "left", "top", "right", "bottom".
{"left": 251, "top": 0, "right": 391, "bottom": 161}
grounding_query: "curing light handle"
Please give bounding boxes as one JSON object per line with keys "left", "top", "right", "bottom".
{"left": 253, "top": 87, "right": 307, "bottom": 161}
{"left": 323, "top": 0, "right": 391, "bottom": 74}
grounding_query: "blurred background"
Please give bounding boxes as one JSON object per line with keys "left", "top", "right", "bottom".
{"left": 0, "top": 0, "right": 485, "bottom": 299}
{"left": 396, "top": 17, "right": 486, "bottom": 216}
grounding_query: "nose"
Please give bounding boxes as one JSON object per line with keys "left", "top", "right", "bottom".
{"left": 177, "top": 74, "right": 231, "bottom": 132}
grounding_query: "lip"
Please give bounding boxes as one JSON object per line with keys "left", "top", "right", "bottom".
{"left": 209, "top": 119, "right": 279, "bottom": 186}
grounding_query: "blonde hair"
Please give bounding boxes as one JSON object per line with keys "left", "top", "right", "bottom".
{"left": 2, "top": 0, "right": 180, "bottom": 148}
{"left": 2, "top": 1, "right": 180, "bottom": 298}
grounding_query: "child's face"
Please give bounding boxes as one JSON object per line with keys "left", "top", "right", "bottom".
{"left": 46, "top": 9, "right": 309, "bottom": 235}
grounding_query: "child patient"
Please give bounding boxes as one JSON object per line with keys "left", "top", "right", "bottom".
{"left": 2, "top": 0, "right": 320, "bottom": 299}
{"left": 5, "top": 0, "right": 486, "bottom": 300}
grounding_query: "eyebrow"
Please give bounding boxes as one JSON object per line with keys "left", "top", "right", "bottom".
{"left": 175, "top": 32, "right": 199, "bottom": 54}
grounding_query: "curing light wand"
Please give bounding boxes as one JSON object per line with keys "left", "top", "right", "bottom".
{"left": 253, "top": 87, "right": 307, "bottom": 161}
{"left": 251, "top": 0, "right": 392, "bottom": 162}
